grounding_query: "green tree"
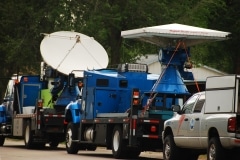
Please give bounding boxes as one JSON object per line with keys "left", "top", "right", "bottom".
{"left": 178, "top": 0, "right": 236, "bottom": 73}
{"left": 0, "top": 1, "right": 71, "bottom": 98}
{"left": 0, "top": 0, "right": 238, "bottom": 99}
{"left": 75, "top": 0, "right": 170, "bottom": 67}
{"left": 207, "top": 0, "right": 240, "bottom": 74}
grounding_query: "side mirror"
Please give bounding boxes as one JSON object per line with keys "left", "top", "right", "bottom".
{"left": 172, "top": 105, "right": 181, "bottom": 112}
{"left": 68, "top": 73, "right": 75, "bottom": 87}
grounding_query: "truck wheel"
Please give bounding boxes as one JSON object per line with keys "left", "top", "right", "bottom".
{"left": 163, "top": 135, "right": 179, "bottom": 160}
{"left": 24, "top": 121, "right": 34, "bottom": 149}
{"left": 66, "top": 122, "right": 79, "bottom": 154}
{"left": 0, "top": 136, "right": 5, "bottom": 146}
{"left": 207, "top": 137, "right": 226, "bottom": 160}
{"left": 112, "top": 125, "right": 126, "bottom": 159}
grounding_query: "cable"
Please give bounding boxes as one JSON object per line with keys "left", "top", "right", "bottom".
{"left": 140, "top": 41, "right": 182, "bottom": 117}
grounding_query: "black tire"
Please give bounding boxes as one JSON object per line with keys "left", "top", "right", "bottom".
{"left": 207, "top": 137, "right": 226, "bottom": 160}
{"left": 112, "top": 125, "right": 126, "bottom": 159}
{"left": 24, "top": 121, "right": 34, "bottom": 149}
{"left": 163, "top": 135, "right": 180, "bottom": 160}
{"left": 66, "top": 122, "right": 79, "bottom": 154}
{"left": 0, "top": 136, "right": 5, "bottom": 146}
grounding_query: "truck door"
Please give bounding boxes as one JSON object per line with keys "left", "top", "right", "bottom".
{"left": 21, "top": 84, "right": 41, "bottom": 107}
{"left": 186, "top": 93, "right": 205, "bottom": 147}
{"left": 175, "top": 94, "right": 200, "bottom": 147}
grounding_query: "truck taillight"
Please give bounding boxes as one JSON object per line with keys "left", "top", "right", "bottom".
{"left": 133, "top": 91, "right": 139, "bottom": 98}
{"left": 37, "top": 99, "right": 43, "bottom": 108}
{"left": 228, "top": 117, "right": 236, "bottom": 132}
{"left": 151, "top": 125, "right": 157, "bottom": 133}
{"left": 133, "top": 99, "right": 139, "bottom": 105}
{"left": 132, "top": 89, "right": 140, "bottom": 105}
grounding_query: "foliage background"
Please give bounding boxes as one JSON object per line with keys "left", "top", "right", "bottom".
{"left": 0, "top": 0, "right": 238, "bottom": 98}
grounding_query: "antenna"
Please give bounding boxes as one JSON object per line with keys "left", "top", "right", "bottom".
{"left": 40, "top": 31, "right": 109, "bottom": 77}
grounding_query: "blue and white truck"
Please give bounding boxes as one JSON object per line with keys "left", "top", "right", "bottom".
{"left": 64, "top": 24, "right": 229, "bottom": 159}
{"left": 0, "top": 31, "right": 108, "bottom": 148}
{"left": 0, "top": 68, "right": 78, "bottom": 148}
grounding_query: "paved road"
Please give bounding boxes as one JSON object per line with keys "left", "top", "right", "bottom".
{"left": 0, "top": 139, "right": 163, "bottom": 160}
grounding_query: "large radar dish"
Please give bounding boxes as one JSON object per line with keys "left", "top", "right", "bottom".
{"left": 40, "top": 31, "right": 109, "bottom": 77}
{"left": 121, "top": 23, "right": 231, "bottom": 47}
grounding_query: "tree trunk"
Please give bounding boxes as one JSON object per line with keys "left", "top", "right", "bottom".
{"left": 108, "top": 28, "right": 122, "bottom": 67}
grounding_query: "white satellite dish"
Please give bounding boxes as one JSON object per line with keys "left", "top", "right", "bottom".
{"left": 40, "top": 31, "right": 109, "bottom": 77}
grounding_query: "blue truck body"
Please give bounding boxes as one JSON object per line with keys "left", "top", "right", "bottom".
{"left": 0, "top": 66, "right": 82, "bottom": 148}
{"left": 64, "top": 48, "right": 198, "bottom": 159}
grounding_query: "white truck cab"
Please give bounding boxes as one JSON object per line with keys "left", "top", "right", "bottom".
{"left": 163, "top": 75, "right": 240, "bottom": 160}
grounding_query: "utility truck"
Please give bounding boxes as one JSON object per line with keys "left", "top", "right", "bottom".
{"left": 0, "top": 31, "right": 108, "bottom": 148}
{"left": 163, "top": 75, "right": 240, "bottom": 160}
{"left": 64, "top": 23, "right": 230, "bottom": 159}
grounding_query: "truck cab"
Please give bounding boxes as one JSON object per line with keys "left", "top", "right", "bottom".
{"left": 163, "top": 75, "right": 240, "bottom": 160}
{"left": 164, "top": 92, "right": 205, "bottom": 146}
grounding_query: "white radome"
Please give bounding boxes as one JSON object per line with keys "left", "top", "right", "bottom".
{"left": 121, "top": 23, "right": 230, "bottom": 47}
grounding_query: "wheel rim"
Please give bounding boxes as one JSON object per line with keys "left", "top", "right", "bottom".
{"left": 66, "top": 128, "right": 72, "bottom": 148}
{"left": 113, "top": 130, "right": 120, "bottom": 152}
{"left": 164, "top": 142, "right": 171, "bottom": 159}
{"left": 25, "top": 125, "right": 30, "bottom": 143}
{"left": 209, "top": 144, "right": 216, "bottom": 160}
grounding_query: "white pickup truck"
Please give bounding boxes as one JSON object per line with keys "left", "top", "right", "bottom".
{"left": 162, "top": 75, "right": 240, "bottom": 160}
